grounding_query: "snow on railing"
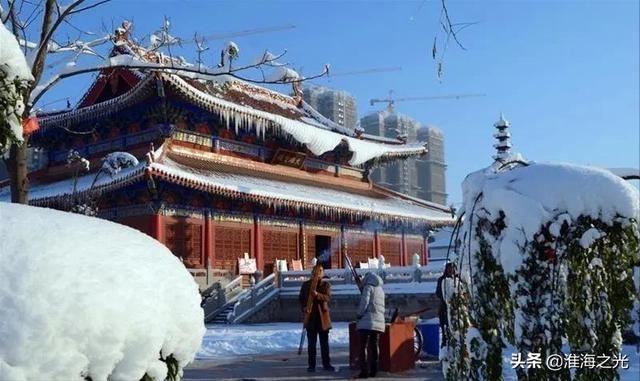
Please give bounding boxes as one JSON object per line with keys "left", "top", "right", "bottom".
{"left": 204, "top": 265, "right": 444, "bottom": 323}
{"left": 279, "top": 265, "right": 441, "bottom": 289}
{"left": 202, "top": 275, "right": 244, "bottom": 322}
{"left": 228, "top": 273, "right": 278, "bottom": 323}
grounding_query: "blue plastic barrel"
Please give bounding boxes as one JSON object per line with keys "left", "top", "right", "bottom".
{"left": 418, "top": 320, "right": 440, "bottom": 356}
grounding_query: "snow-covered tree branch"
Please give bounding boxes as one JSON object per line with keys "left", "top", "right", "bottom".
{"left": 29, "top": 46, "right": 329, "bottom": 106}
{"left": 0, "top": 20, "right": 32, "bottom": 151}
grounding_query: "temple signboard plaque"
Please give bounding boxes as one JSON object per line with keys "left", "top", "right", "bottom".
{"left": 271, "top": 149, "right": 306, "bottom": 169}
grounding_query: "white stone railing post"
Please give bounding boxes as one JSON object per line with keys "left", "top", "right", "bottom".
{"left": 414, "top": 267, "right": 422, "bottom": 283}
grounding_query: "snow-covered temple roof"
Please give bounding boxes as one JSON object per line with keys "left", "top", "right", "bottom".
{"left": 35, "top": 63, "right": 427, "bottom": 166}
{"left": 607, "top": 167, "right": 640, "bottom": 180}
{"left": 0, "top": 143, "right": 453, "bottom": 224}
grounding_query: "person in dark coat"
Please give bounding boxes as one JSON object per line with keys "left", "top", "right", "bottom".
{"left": 435, "top": 262, "right": 455, "bottom": 347}
{"left": 356, "top": 272, "right": 385, "bottom": 379}
{"left": 299, "top": 265, "right": 334, "bottom": 372}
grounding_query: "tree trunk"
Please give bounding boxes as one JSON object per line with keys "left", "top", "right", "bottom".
{"left": 7, "top": 135, "right": 29, "bottom": 204}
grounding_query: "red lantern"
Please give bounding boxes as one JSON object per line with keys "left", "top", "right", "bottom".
{"left": 545, "top": 247, "right": 556, "bottom": 265}
{"left": 22, "top": 117, "right": 39, "bottom": 135}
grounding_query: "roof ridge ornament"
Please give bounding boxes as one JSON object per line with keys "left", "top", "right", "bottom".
{"left": 146, "top": 142, "right": 156, "bottom": 163}
{"left": 291, "top": 81, "right": 303, "bottom": 106}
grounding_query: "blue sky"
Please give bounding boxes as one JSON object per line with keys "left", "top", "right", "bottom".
{"left": 37, "top": 0, "right": 640, "bottom": 205}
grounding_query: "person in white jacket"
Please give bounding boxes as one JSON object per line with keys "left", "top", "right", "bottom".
{"left": 355, "top": 272, "right": 385, "bottom": 378}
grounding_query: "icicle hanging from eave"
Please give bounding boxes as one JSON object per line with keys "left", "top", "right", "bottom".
{"left": 233, "top": 111, "right": 239, "bottom": 134}
{"left": 164, "top": 74, "right": 430, "bottom": 166}
{"left": 223, "top": 109, "right": 230, "bottom": 130}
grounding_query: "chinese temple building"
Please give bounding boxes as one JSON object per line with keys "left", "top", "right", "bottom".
{"left": 1, "top": 32, "right": 454, "bottom": 279}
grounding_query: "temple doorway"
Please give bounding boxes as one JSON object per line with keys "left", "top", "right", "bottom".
{"left": 315, "top": 235, "right": 332, "bottom": 269}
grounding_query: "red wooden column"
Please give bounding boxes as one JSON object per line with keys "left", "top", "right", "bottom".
{"left": 298, "top": 221, "right": 305, "bottom": 264}
{"left": 204, "top": 211, "right": 213, "bottom": 271}
{"left": 253, "top": 216, "right": 264, "bottom": 272}
{"left": 400, "top": 228, "right": 408, "bottom": 267}
{"left": 339, "top": 224, "right": 346, "bottom": 269}
{"left": 423, "top": 235, "right": 429, "bottom": 266}
{"left": 150, "top": 213, "right": 164, "bottom": 244}
{"left": 374, "top": 230, "right": 381, "bottom": 258}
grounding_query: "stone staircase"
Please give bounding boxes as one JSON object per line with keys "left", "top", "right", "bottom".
{"left": 203, "top": 273, "right": 279, "bottom": 324}
{"left": 227, "top": 273, "right": 279, "bottom": 324}
{"left": 209, "top": 304, "right": 235, "bottom": 324}
{"left": 202, "top": 275, "right": 243, "bottom": 323}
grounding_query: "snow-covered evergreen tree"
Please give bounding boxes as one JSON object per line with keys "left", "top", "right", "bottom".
{"left": 442, "top": 116, "right": 640, "bottom": 381}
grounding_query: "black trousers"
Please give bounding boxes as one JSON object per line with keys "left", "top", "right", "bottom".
{"left": 439, "top": 310, "right": 449, "bottom": 347}
{"left": 358, "top": 329, "right": 380, "bottom": 376}
{"left": 307, "top": 328, "right": 331, "bottom": 369}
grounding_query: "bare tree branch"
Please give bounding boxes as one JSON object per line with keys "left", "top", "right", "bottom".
{"left": 62, "top": 17, "right": 95, "bottom": 35}
{"left": 30, "top": 0, "right": 61, "bottom": 85}
{"left": 67, "top": 0, "right": 108, "bottom": 15}
{"left": 440, "top": 0, "right": 466, "bottom": 50}
{"left": 31, "top": 56, "right": 329, "bottom": 105}
{"left": 0, "top": 0, "right": 16, "bottom": 23}
{"left": 31, "top": 1, "right": 113, "bottom": 87}
{"left": 430, "top": 0, "right": 478, "bottom": 80}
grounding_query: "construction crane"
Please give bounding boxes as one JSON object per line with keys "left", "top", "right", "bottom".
{"left": 370, "top": 90, "right": 486, "bottom": 113}
{"left": 326, "top": 66, "right": 402, "bottom": 78}
{"left": 300, "top": 66, "right": 402, "bottom": 88}
{"left": 143, "top": 24, "right": 297, "bottom": 48}
{"left": 182, "top": 24, "right": 297, "bottom": 45}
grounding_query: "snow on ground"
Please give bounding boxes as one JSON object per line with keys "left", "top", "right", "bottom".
{"left": 198, "top": 324, "right": 639, "bottom": 380}
{"left": 197, "top": 323, "right": 350, "bottom": 359}
{"left": 0, "top": 203, "right": 205, "bottom": 381}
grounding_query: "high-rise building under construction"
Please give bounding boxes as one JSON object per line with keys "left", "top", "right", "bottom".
{"left": 303, "top": 86, "right": 358, "bottom": 130}
{"left": 361, "top": 110, "right": 447, "bottom": 205}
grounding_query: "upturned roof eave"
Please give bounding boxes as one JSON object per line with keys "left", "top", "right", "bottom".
{"left": 34, "top": 69, "right": 428, "bottom": 162}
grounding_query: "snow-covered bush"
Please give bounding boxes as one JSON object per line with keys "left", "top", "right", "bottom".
{"left": 443, "top": 162, "right": 639, "bottom": 380}
{"left": 0, "top": 203, "right": 205, "bottom": 381}
{"left": 0, "top": 23, "right": 33, "bottom": 151}
{"left": 100, "top": 152, "right": 139, "bottom": 176}
{"left": 67, "top": 152, "right": 140, "bottom": 216}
